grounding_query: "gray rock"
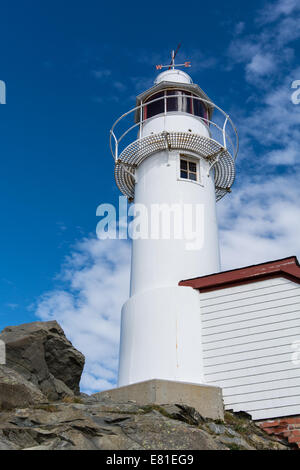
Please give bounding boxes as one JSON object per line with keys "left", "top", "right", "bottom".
{"left": 0, "top": 321, "right": 84, "bottom": 400}
{"left": 0, "top": 365, "right": 46, "bottom": 410}
{"left": 115, "top": 409, "right": 226, "bottom": 450}
{"left": 152, "top": 403, "right": 205, "bottom": 426}
{"left": 218, "top": 435, "right": 254, "bottom": 450}
{"left": 0, "top": 430, "right": 19, "bottom": 450}
{"left": 207, "top": 422, "right": 226, "bottom": 435}
{"left": 0, "top": 399, "right": 293, "bottom": 450}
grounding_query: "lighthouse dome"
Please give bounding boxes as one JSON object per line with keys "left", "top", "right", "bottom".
{"left": 154, "top": 69, "right": 193, "bottom": 85}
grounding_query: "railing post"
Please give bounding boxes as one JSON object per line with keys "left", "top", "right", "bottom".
{"left": 115, "top": 140, "right": 118, "bottom": 162}
{"left": 223, "top": 115, "right": 229, "bottom": 149}
{"left": 139, "top": 101, "right": 143, "bottom": 140}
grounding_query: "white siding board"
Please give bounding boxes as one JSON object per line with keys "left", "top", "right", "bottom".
{"left": 223, "top": 386, "right": 300, "bottom": 404}
{"left": 201, "top": 284, "right": 300, "bottom": 308}
{"left": 203, "top": 327, "right": 300, "bottom": 349}
{"left": 247, "top": 405, "right": 300, "bottom": 421}
{"left": 201, "top": 277, "right": 293, "bottom": 301}
{"left": 225, "top": 395, "right": 300, "bottom": 412}
{"left": 201, "top": 299, "right": 300, "bottom": 321}
{"left": 203, "top": 324, "right": 300, "bottom": 345}
{"left": 201, "top": 292, "right": 300, "bottom": 315}
{"left": 204, "top": 352, "right": 293, "bottom": 373}
{"left": 223, "top": 377, "right": 300, "bottom": 396}
{"left": 202, "top": 310, "right": 300, "bottom": 335}
{"left": 205, "top": 360, "right": 300, "bottom": 382}
{"left": 208, "top": 368, "right": 300, "bottom": 388}
{"left": 202, "top": 303, "right": 300, "bottom": 325}
{"left": 201, "top": 277, "right": 300, "bottom": 420}
{"left": 203, "top": 335, "right": 300, "bottom": 358}
{"left": 204, "top": 343, "right": 295, "bottom": 366}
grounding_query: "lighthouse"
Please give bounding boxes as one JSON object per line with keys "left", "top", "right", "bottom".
{"left": 109, "top": 53, "right": 238, "bottom": 391}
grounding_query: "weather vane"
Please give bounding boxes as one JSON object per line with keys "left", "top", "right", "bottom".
{"left": 155, "top": 44, "right": 191, "bottom": 70}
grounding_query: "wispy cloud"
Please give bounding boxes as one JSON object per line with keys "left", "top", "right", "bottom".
{"left": 113, "top": 81, "right": 127, "bottom": 92}
{"left": 246, "top": 52, "right": 277, "bottom": 77}
{"left": 219, "top": 1, "right": 300, "bottom": 267}
{"left": 228, "top": 0, "right": 300, "bottom": 84}
{"left": 218, "top": 173, "right": 300, "bottom": 269}
{"left": 92, "top": 69, "right": 111, "bottom": 79}
{"left": 257, "top": 0, "right": 300, "bottom": 24}
{"left": 6, "top": 303, "right": 19, "bottom": 310}
{"left": 234, "top": 22, "right": 245, "bottom": 35}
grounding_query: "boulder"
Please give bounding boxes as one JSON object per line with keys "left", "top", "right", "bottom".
{"left": 0, "top": 365, "right": 46, "bottom": 410}
{"left": 0, "top": 321, "right": 84, "bottom": 400}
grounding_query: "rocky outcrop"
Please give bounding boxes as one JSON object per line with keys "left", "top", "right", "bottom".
{"left": 0, "top": 321, "right": 84, "bottom": 401}
{"left": 0, "top": 320, "right": 294, "bottom": 450}
{"left": 0, "top": 365, "right": 46, "bottom": 410}
{"left": 0, "top": 400, "right": 292, "bottom": 450}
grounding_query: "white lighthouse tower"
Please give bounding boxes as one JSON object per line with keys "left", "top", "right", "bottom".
{"left": 110, "top": 53, "right": 238, "bottom": 391}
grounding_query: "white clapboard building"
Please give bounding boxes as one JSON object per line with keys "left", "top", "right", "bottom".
{"left": 180, "top": 256, "right": 300, "bottom": 421}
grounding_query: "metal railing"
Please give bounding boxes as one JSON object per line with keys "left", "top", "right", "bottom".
{"left": 110, "top": 93, "right": 239, "bottom": 164}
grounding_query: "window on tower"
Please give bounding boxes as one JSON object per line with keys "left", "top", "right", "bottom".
{"left": 143, "top": 91, "right": 164, "bottom": 119}
{"left": 143, "top": 89, "right": 208, "bottom": 122}
{"left": 180, "top": 157, "right": 199, "bottom": 182}
{"left": 167, "top": 90, "right": 192, "bottom": 114}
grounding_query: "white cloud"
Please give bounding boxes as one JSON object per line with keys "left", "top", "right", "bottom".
{"left": 6, "top": 303, "right": 19, "bottom": 310}
{"left": 246, "top": 53, "right": 277, "bottom": 77}
{"left": 258, "top": 0, "right": 300, "bottom": 24}
{"left": 92, "top": 69, "right": 111, "bottom": 79}
{"left": 267, "top": 144, "right": 300, "bottom": 165}
{"left": 34, "top": 237, "right": 130, "bottom": 394}
{"left": 234, "top": 22, "right": 245, "bottom": 35}
{"left": 113, "top": 81, "right": 127, "bottom": 92}
{"left": 228, "top": 0, "right": 300, "bottom": 83}
{"left": 218, "top": 174, "right": 300, "bottom": 270}
{"left": 219, "top": 28, "right": 300, "bottom": 269}
{"left": 234, "top": 68, "right": 300, "bottom": 164}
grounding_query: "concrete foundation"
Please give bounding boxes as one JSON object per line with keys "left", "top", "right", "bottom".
{"left": 96, "top": 379, "right": 224, "bottom": 420}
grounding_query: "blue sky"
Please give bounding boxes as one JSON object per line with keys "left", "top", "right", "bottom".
{"left": 0, "top": 0, "right": 300, "bottom": 393}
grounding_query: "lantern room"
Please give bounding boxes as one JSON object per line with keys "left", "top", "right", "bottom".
{"left": 135, "top": 69, "right": 214, "bottom": 139}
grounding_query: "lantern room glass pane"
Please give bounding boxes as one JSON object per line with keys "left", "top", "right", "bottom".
{"left": 145, "top": 92, "right": 164, "bottom": 119}
{"left": 143, "top": 89, "right": 208, "bottom": 122}
{"left": 178, "top": 91, "right": 192, "bottom": 114}
{"left": 193, "top": 97, "right": 207, "bottom": 119}
{"left": 167, "top": 90, "right": 179, "bottom": 112}
{"left": 166, "top": 90, "right": 192, "bottom": 114}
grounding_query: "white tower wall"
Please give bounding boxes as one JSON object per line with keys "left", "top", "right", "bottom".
{"left": 118, "top": 286, "right": 205, "bottom": 386}
{"left": 112, "top": 68, "right": 236, "bottom": 387}
{"left": 140, "top": 113, "right": 210, "bottom": 139}
{"left": 130, "top": 149, "right": 220, "bottom": 297}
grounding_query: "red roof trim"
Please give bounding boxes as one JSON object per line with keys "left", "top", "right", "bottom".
{"left": 179, "top": 256, "right": 300, "bottom": 292}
